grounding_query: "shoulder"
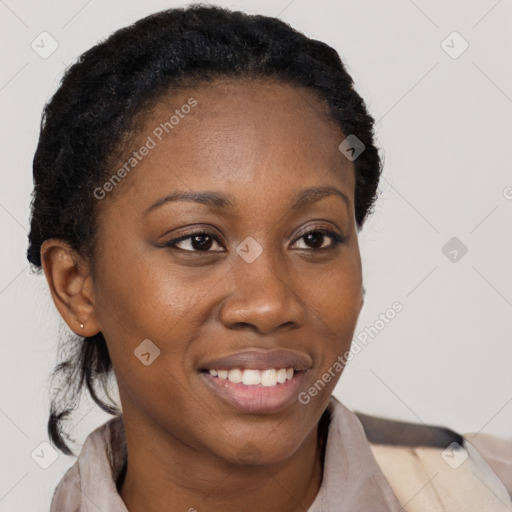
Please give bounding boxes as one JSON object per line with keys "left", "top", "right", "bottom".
{"left": 49, "top": 461, "right": 81, "bottom": 512}
{"left": 464, "top": 432, "right": 512, "bottom": 496}
{"left": 353, "top": 408, "right": 512, "bottom": 506}
{"left": 49, "top": 414, "right": 127, "bottom": 512}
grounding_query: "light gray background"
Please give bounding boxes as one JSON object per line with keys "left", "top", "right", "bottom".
{"left": 1, "top": 0, "right": 511, "bottom": 510}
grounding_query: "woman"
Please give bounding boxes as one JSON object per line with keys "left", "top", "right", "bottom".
{"left": 27, "top": 4, "right": 511, "bottom": 511}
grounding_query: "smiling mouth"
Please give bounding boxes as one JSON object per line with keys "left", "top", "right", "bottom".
{"left": 200, "top": 368, "right": 306, "bottom": 414}
{"left": 198, "top": 348, "right": 312, "bottom": 413}
{"left": 203, "top": 367, "right": 295, "bottom": 387}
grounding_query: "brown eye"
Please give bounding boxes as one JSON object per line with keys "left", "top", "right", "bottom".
{"left": 292, "top": 229, "right": 345, "bottom": 250}
{"left": 165, "top": 231, "right": 225, "bottom": 252}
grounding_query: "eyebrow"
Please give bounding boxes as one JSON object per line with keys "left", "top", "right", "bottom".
{"left": 143, "top": 185, "right": 351, "bottom": 216}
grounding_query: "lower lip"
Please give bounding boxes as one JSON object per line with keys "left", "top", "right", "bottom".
{"left": 200, "top": 371, "right": 306, "bottom": 414}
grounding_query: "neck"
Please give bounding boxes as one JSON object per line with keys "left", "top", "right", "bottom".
{"left": 118, "top": 411, "right": 329, "bottom": 512}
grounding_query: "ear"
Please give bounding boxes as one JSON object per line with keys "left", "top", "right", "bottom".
{"left": 360, "top": 284, "right": 365, "bottom": 312}
{"left": 40, "top": 239, "right": 100, "bottom": 337}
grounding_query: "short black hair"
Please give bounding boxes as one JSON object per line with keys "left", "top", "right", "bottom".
{"left": 27, "top": 3, "right": 383, "bottom": 455}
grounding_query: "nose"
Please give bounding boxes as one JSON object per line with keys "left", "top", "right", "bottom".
{"left": 218, "top": 247, "right": 305, "bottom": 335}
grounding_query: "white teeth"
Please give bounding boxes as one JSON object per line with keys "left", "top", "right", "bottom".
{"left": 208, "top": 368, "right": 295, "bottom": 386}
{"left": 242, "top": 369, "right": 261, "bottom": 386}
{"left": 261, "top": 369, "right": 277, "bottom": 386}
{"left": 276, "top": 368, "right": 287, "bottom": 384}
{"left": 228, "top": 368, "right": 243, "bottom": 383}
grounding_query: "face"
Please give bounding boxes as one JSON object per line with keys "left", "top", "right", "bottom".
{"left": 90, "top": 78, "right": 363, "bottom": 465}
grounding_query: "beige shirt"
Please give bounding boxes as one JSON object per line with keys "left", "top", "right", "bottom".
{"left": 49, "top": 396, "right": 512, "bottom": 511}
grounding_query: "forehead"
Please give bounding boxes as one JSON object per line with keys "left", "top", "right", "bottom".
{"left": 104, "top": 78, "right": 355, "bottom": 213}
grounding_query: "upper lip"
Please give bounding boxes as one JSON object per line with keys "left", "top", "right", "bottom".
{"left": 200, "top": 348, "right": 312, "bottom": 372}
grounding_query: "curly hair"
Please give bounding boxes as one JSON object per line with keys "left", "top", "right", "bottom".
{"left": 27, "top": 3, "right": 383, "bottom": 455}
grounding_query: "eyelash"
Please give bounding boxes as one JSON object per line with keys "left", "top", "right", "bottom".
{"left": 163, "top": 228, "right": 345, "bottom": 253}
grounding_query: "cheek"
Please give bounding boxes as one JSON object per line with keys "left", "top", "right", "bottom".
{"left": 92, "top": 252, "right": 213, "bottom": 439}
{"left": 93, "top": 257, "right": 209, "bottom": 361}
{"left": 94, "top": 229, "right": 211, "bottom": 324}
{"left": 309, "top": 252, "right": 362, "bottom": 327}
{"left": 91, "top": 238, "right": 238, "bottom": 407}
{"left": 302, "top": 255, "right": 363, "bottom": 371}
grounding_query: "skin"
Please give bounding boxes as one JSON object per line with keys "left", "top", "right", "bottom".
{"left": 41, "top": 78, "right": 364, "bottom": 512}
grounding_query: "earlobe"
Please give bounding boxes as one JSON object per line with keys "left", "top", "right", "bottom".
{"left": 40, "top": 239, "right": 100, "bottom": 337}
